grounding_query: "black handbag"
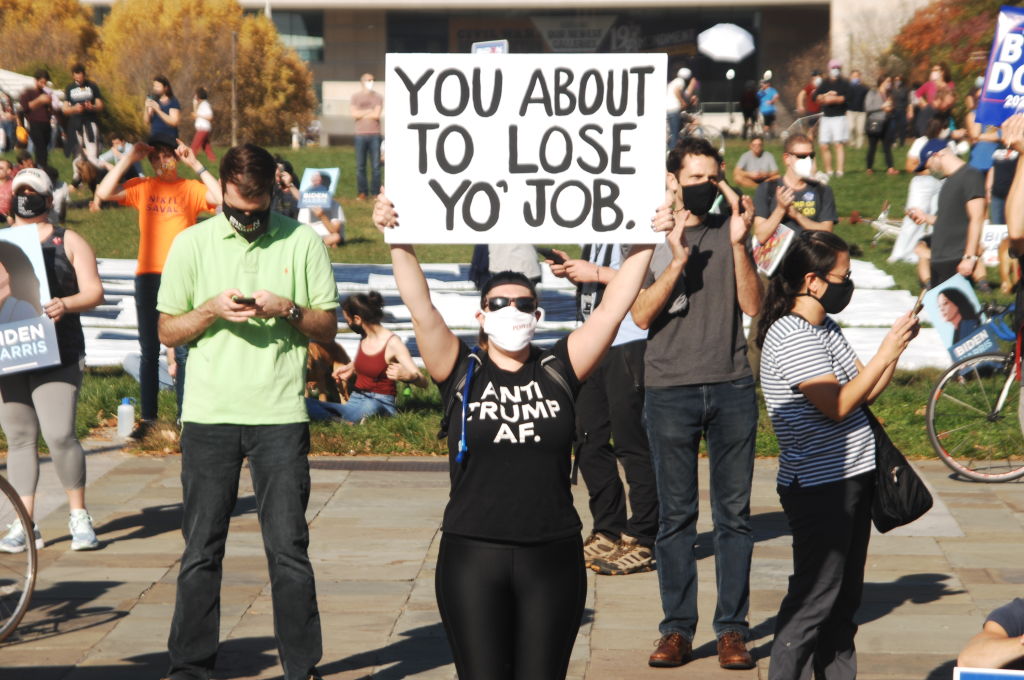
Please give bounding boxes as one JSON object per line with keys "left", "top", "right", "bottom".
{"left": 864, "top": 408, "right": 933, "bottom": 533}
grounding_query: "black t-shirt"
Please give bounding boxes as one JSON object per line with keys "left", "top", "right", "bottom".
{"left": 815, "top": 78, "right": 850, "bottom": 117}
{"left": 271, "top": 185, "right": 299, "bottom": 219}
{"left": 847, "top": 81, "right": 868, "bottom": 112}
{"left": 991, "top": 149, "right": 1019, "bottom": 200}
{"left": 988, "top": 598, "right": 1024, "bottom": 636}
{"left": 64, "top": 80, "right": 102, "bottom": 127}
{"left": 437, "top": 337, "right": 582, "bottom": 543}
{"left": 754, "top": 178, "right": 838, "bottom": 233}
{"left": 932, "top": 163, "right": 986, "bottom": 262}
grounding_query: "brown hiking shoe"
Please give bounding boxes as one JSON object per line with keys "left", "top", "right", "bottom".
{"left": 590, "top": 534, "right": 655, "bottom": 575}
{"left": 717, "top": 631, "right": 754, "bottom": 669}
{"left": 582, "top": 532, "right": 617, "bottom": 568}
{"left": 649, "top": 632, "right": 691, "bottom": 667}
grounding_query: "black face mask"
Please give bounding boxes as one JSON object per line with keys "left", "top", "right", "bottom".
{"left": 812, "top": 276, "right": 855, "bottom": 314}
{"left": 223, "top": 203, "right": 271, "bottom": 242}
{"left": 681, "top": 181, "right": 718, "bottom": 217}
{"left": 15, "top": 193, "right": 48, "bottom": 219}
{"left": 347, "top": 322, "right": 366, "bottom": 338}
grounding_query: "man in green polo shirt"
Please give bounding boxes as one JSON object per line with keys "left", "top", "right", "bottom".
{"left": 156, "top": 144, "right": 338, "bottom": 680}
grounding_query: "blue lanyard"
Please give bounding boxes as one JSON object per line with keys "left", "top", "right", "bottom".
{"left": 456, "top": 350, "right": 478, "bottom": 464}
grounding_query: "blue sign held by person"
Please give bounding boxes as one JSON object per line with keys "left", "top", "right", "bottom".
{"left": 977, "top": 5, "right": 1024, "bottom": 126}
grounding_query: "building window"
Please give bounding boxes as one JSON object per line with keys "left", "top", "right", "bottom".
{"left": 273, "top": 11, "right": 325, "bottom": 63}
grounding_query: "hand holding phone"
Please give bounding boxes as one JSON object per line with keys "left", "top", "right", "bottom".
{"left": 536, "top": 247, "right": 566, "bottom": 265}
{"left": 232, "top": 295, "right": 256, "bottom": 306}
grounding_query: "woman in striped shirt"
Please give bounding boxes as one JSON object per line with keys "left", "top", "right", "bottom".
{"left": 756, "top": 231, "right": 918, "bottom": 680}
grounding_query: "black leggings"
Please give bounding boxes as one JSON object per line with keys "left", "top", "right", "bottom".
{"left": 435, "top": 533, "right": 586, "bottom": 680}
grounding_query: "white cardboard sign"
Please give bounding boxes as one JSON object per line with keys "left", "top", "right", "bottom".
{"left": 384, "top": 53, "right": 666, "bottom": 244}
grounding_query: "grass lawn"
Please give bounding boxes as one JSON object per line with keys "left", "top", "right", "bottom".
{"left": 0, "top": 139, "right": 1001, "bottom": 458}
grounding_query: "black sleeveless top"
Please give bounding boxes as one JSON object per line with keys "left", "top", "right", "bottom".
{"left": 41, "top": 226, "right": 86, "bottom": 365}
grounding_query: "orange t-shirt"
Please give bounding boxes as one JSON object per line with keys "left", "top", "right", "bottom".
{"left": 121, "top": 177, "right": 214, "bottom": 274}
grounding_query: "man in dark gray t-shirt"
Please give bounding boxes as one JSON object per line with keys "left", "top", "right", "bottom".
{"left": 907, "top": 139, "right": 986, "bottom": 286}
{"left": 637, "top": 137, "right": 762, "bottom": 671}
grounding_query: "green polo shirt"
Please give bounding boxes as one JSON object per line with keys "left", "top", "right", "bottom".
{"left": 157, "top": 212, "right": 339, "bottom": 424}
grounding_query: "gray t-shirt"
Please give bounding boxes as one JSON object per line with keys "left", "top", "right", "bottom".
{"left": 932, "top": 163, "right": 986, "bottom": 263}
{"left": 737, "top": 150, "right": 778, "bottom": 176}
{"left": 644, "top": 214, "right": 752, "bottom": 387}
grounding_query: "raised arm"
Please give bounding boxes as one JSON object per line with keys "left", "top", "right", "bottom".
{"left": 175, "top": 139, "right": 221, "bottom": 205}
{"left": 1003, "top": 114, "right": 1024, "bottom": 254}
{"left": 731, "top": 195, "right": 763, "bottom": 317}
{"left": 96, "top": 142, "right": 147, "bottom": 203}
{"left": 372, "top": 193, "right": 460, "bottom": 383}
{"left": 567, "top": 243, "right": 655, "bottom": 381}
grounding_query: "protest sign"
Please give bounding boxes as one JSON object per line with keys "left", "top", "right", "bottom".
{"left": 955, "top": 668, "right": 1024, "bottom": 680}
{"left": 384, "top": 53, "right": 666, "bottom": 244}
{"left": 0, "top": 226, "right": 61, "bottom": 375}
{"left": 298, "top": 167, "right": 340, "bottom": 209}
{"left": 975, "top": 5, "right": 1024, "bottom": 126}
{"left": 922, "top": 275, "right": 998, "bottom": 362}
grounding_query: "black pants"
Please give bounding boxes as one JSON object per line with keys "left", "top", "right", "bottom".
{"left": 168, "top": 422, "right": 322, "bottom": 680}
{"left": 29, "top": 120, "right": 50, "bottom": 168}
{"left": 575, "top": 339, "right": 658, "bottom": 546}
{"left": 435, "top": 533, "right": 586, "bottom": 680}
{"left": 769, "top": 472, "right": 874, "bottom": 680}
{"left": 136, "top": 274, "right": 188, "bottom": 419}
{"left": 930, "top": 259, "right": 964, "bottom": 288}
{"left": 866, "top": 130, "right": 894, "bottom": 171}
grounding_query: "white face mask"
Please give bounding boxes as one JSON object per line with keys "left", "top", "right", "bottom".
{"left": 812, "top": 76, "right": 822, "bottom": 87}
{"left": 482, "top": 306, "right": 539, "bottom": 352}
{"left": 793, "top": 156, "right": 815, "bottom": 179}
{"left": 364, "top": 80, "right": 375, "bottom": 91}
{"left": 829, "top": 68, "right": 841, "bottom": 78}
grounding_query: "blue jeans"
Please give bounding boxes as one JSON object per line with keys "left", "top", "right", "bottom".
{"left": 991, "top": 195, "right": 1007, "bottom": 225}
{"left": 306, "top": 390, "right": 397, "bottom": 423}
{"left": 667, "top": 112, "right": 683, "bottom": 151}
{"left": 167, "top": 422, "right": 322, "bottom": 680}
{"left": 644, "top": 377, "right": 757, "bottom": 641}
{"left": 354, "top": 134, "right": 382, "bottom": 196}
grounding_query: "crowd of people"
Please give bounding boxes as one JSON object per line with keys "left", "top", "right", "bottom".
{"left": 2, "top": 55, "right": 1024, "bottom": 680}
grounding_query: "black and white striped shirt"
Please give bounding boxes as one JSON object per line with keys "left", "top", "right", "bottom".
{"left": 761, "top": 315, "right": 875, "bottom": 487}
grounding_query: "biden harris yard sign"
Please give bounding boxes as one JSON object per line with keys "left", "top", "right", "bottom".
{"left": 384, "top": 53, "right": 666, "bottom": 244}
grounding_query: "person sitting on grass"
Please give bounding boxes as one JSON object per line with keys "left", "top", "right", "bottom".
{"left": 297, "top": 171, "right": 345, "bottom": 247}
{"left": 306, "top": 291, "right": 426, "bottom": 423}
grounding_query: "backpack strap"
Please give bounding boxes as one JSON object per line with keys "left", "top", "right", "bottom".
{"left": 539, "top": 353, "right": 581, "bottom": 484}
{"left": 437, "top": 347, "right": 482, "bottom": 442}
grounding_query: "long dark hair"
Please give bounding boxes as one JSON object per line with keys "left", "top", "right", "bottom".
{"left": 153, "top": 75, "right": 174, "bottom": 99}
{"left": 342, "top": 290, "right": 385, "bottom": 325}
{"left": 938, "top": 288, "right": 979, "bottom": 322}
{"left": 755, "top": 230, "right": 849, "bottom": 348}
{"left": 0, "top": 240, "right": 43, "bottom": 315}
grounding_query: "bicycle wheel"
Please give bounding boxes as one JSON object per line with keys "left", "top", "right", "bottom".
{"left": 0, "top": 475, "right": 36, "bottom": 642}
{"left": 926, "top": 352, "right": 1024, "bottom": 482}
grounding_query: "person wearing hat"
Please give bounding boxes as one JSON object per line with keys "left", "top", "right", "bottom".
{"left": 95, "top": 134, "right": 222, "bottom": 436}
{"left": 814, "top": 59, "right": 851, "bottom": 177}
{"left": 906, "top": 138, "right": 986, "bottom": 287}
{"left": 0, "top": 167, "right": 105, "bottom": 554}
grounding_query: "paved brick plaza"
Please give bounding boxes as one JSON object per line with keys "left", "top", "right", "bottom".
{"left": 3, "top": 434, "right": 1024, "bottom": 679}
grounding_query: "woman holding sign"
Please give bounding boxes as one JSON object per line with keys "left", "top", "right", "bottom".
{"left": 0, "top": 168, "right": 104, "bottom": 554}
{"left": 372, "top": 192, "right": 670, "bottom": 679}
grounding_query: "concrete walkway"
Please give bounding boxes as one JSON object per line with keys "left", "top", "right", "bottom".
{"left": 3, "top": 435, "right": 1024, "bottom": 680}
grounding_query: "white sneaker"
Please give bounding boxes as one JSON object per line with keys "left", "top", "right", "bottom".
{"left": 69, "top": 509, "right": 99, "bottom": 551}
{"left": 0, "top": 519, "right": 44, "bottom": 553}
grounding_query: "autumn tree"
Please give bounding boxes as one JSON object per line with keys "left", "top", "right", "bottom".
{"left": 0, "top": 0, "right": 97, "bottom": 78}
{"left": 89, "top": 0, "right": 315, "bottom": 145}
{"left": 890, "top": 0, "right": 1000, "bottom": 103}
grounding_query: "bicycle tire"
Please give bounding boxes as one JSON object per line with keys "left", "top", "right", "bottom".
{"left": 926, "top": 352, "right": 1024, "bottom": 482}
{"left": 0, "top": 474, "right": 37, "bottom": 642}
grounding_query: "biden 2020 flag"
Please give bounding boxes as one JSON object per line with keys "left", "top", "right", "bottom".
{"left": 0, "top": 226, "right": 61, "bottom": 375}
{"left": 977, "top": 5, "right": 1024, "bottom": 127}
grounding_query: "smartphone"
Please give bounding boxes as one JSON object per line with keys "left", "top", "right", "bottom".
{"left": 911, "top": 289, "right": 927, "bottom": 318}
{"left": 232, "top": 296, "right": 256, "bottom": 306}
{"left": 536, "top": 247, "right": 566, "bottom": 265}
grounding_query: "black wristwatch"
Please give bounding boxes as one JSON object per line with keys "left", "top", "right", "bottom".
{"left": 284, "top": 303, "right": 302, "bottom": 322}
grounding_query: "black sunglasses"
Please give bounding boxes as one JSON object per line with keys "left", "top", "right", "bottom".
{"left": 817, "top": 270, "right": 852, "bottom": 283}
{"left": 789, "top": 151, "right": 816, "bottom": 159}
{"left": 485, "top": 296, "right": 538, "bottom": 313}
